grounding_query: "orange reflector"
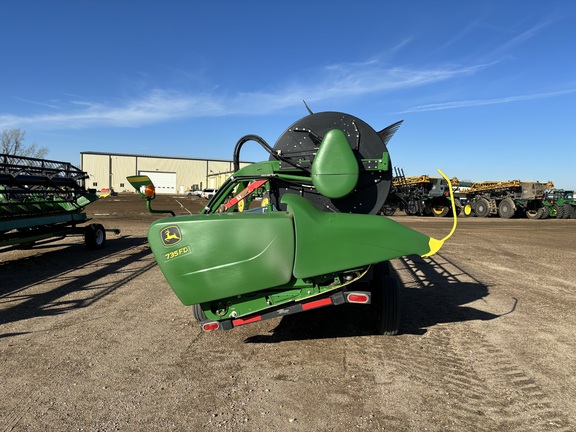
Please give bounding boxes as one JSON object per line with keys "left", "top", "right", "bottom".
{"left": 202, "top": 322, "right": 220, "bottom": 332}
{"left": 346, "top": 293, "right": 369, "bottom": 304}
{"left": 144, "top": 184, "right": 155, "bottom": 198}
{"left": 302, "top": 297, "right": 332, "bottom": 310}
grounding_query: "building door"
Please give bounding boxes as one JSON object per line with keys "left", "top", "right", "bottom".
{"left": 139, "top": 171, "right": 176, "bottom": 194}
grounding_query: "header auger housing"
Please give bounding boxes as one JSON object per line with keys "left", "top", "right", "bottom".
{"left": 128, "top": 111, "right": 457, "bottom": 334}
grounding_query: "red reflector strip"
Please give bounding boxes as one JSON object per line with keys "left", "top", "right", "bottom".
{"left": 225, "top": 179, "right": 268, "bottom": 209}
{"left": 232, "top": 315, "right": 262, "bottom": 327}
{"left": 202, "top": 322, "right": 220, "bottom": 332}
{"left": 302, "top": 297, "right": 332, "bottom": 311}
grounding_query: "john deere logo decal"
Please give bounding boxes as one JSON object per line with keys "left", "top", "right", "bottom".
{"left": 161, "top": 226, "right": 182, "bottom": 246}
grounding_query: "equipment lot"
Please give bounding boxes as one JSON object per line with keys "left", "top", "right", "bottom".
{"left": 1, "top": 193, "right": 575, "bottom": 431}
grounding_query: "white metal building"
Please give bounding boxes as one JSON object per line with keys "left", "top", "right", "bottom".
{"left": 80, "top": 152, "right": 251, "bottom": 194}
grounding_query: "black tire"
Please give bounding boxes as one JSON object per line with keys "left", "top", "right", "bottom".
{"left": 554, "top": 204, "right": 564, "bottom": 219}
{"left": 474, "top": 198, "right": 491, "bottom": 218}
{"left": 525, "top": 208, "right": 539, "bottom": 220}
{"left": 498, "top": 198, "right": 516, "bottom": 219}
{"left": 562, "top": 204, "right": 575, "bottom": 219}
{"left": 405, "top": 200, "right": 420, "bottom": 216}
{"left": 381, "top": 205, "right": 396, "bottom": 216}
{"left": 15, "top": 228, "right": 36, "bottom": 249}
{"left": 371, "top": 262, "right": 401, "bottom": 335}
{"left": 192, "top": 304, "right": 206, "bottom": 322}
{"left": 461, "top": 203, "right": 474, "bottom": 217}
{"left": 452, "top": 199, "right": 463, "bottom": 217}
{"left": 432, "top": 205, "right": 450, "bottom": 217}
{"left": 85, "top": 223, "right": 106, "bottom": 249}
{"left": 18, "top": 241, "right": 36, "bottom": 249}
{"left": 537, "top": 207, "right": 549, "bottom": 219}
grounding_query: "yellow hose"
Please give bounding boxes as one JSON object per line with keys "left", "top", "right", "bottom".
{"left": 421, "top": 169, "right": 458, "bottom": 257}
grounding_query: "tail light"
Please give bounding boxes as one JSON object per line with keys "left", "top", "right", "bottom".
{"left": 345, "top": 292, "right": 371, "bottom": 304}
{"left": 202, "top": 322, "right": 220, "bottom": 332}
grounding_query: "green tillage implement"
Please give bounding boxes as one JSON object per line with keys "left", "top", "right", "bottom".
{"left": 128, "top": 111, "right": 457, "bottom": 334}
{"left": 0, "top": 154, "right": 118, "bottom": 250}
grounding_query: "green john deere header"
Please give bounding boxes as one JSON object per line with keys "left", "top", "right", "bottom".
{"left": 129, "top": 110, "right": 457, "bottom": 334}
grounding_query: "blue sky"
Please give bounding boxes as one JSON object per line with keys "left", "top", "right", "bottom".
{"left": 1, "top": 0, "right": 575, "bottom": 189}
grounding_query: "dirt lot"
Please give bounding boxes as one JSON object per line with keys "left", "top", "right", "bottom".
{"left": 1, "top": 193, "right": 575, "bottom": 431}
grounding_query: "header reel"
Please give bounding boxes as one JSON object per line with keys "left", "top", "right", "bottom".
{"left": 233, "top": 111, "right": 402, "bottom": 215}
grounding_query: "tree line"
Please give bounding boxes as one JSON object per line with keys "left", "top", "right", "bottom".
{"left": 1, "top": 128, "right": 48, "bottom": 158}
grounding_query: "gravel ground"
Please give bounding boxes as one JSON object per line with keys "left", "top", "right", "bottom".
{"left": 1, "top": 193, "right": 575, "bottom": 431}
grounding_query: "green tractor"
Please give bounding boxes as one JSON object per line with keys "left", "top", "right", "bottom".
{"left": 542, "top": 189, "right": 575, "bottom": 219}
{"left": 128, "top": 111, "right": 457, "bottom": 334}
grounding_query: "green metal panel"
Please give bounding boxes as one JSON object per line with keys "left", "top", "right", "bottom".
{"left": 201, "top": 285, "right": 308, "bottom": 321}
{"left": 282, "top": 194, "right": 431, "bottom": 279}
{"left": 0, "top": 212, "right": 88, "bottom": 232}
{"left": 147, "top": 211, "right": 295, "bottom": 305}
{"left": 311, "top": 129, "right": 359, "bottom": 198}
{"left": 234, "top": 161, "right": 278, "bottom": 177}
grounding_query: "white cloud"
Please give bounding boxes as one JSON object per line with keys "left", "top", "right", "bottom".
{"left": 400, "top": 89, "right": 576, "bottom": 113}
{"left": 0, "top": 61, "right": 495, "bottom": 130}
{"left": 1, "top": 90, "right": 226, "bottom": 130}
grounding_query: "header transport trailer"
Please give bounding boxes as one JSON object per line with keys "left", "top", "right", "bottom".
{"left": 0, "top": 154, "right": 118, "bottom": 251}
{"left": 128, "top": 110, "right": 457, "bottom": 334}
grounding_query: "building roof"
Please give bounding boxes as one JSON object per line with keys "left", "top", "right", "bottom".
{"left": 80, "top": 151, "right": 252, "bottom": 164}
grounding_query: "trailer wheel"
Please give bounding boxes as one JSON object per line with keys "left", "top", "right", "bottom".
{"left": 16, "top": 228, "right": 36, "bottom": 249}
{"left": 525, "top": 208, "right": 539, "bottom": 219}
{"left": 498, "top": 198, "right": 516, "bottom": 219}
{"left": 371, "top": 262, "right": 401, "bottom": 335}
{"left": 192, "top": 304, "right": 206, "bottom": 322}
{"left": 85, "top": 223, "right": 106, "bottom": 249}
{"left": 474, "top": 198, "right": 490, "bottom": 218}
